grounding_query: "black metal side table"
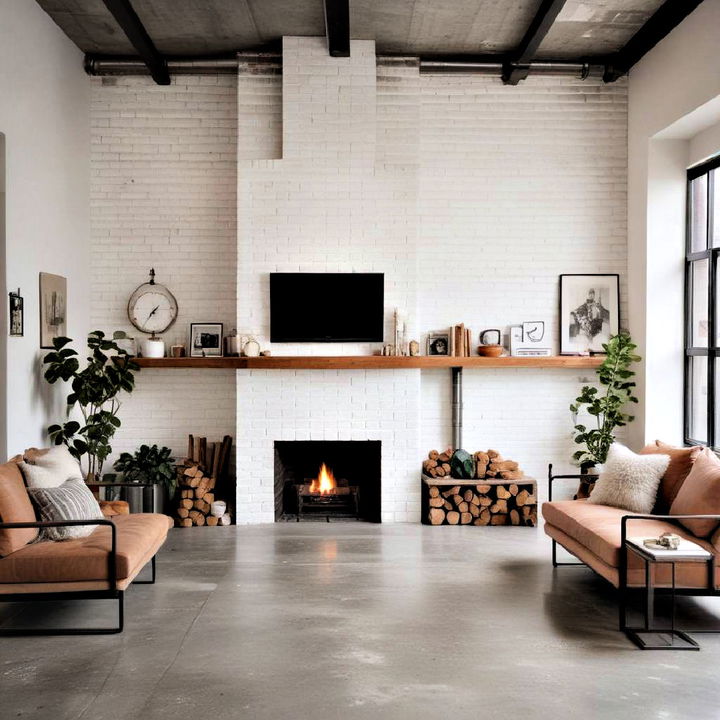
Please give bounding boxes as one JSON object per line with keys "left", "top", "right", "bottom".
{"left": 624, "top": 537, "right": 713, "bottom": 650}
{"left": 87, "top": 481, "right": 156, "bottom": 514}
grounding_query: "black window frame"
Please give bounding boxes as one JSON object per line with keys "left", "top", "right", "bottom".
{"left": 685, "top": 154, "right": 720, "bottom": 447}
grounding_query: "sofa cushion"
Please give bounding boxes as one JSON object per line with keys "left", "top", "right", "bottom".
{"left": 27, "top": 479, "right": 104, "bottom": 541}
{"left": 0, "top": 459, "right": 39, "bottom": 556}
{"left": 541, "top": 500, "right": 713, "bottom": 569}
{"left": 20, "top": 446, "right": 83, "bottom": 488}
{"left": 0, "top": 513, "right": 173, "bottom": 583}
{"left": 640, "top": 440, "right": 701, "bottom": 513}
{"left": 588, "top": 444, "right": 668, "bottom": 514}
{"left": 670, "top": 448, "right": 720, "bottom": 537}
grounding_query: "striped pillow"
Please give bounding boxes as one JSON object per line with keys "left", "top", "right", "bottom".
{"left": 28, "top": 479, "right": 104, "bottom": 541}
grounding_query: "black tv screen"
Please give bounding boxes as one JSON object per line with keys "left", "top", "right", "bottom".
{"left": 270, "top": 273, "right": 384, "bottom": 342}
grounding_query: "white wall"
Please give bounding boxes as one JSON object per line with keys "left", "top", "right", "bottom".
{"left": 0, "top": 0, "right": 90, "bottom": 456}
{"left": 627, "top": 0, "right": 720, "bottom": 447}
{"left": 235, "top": 37, "right": 627, "bottom": 522}
{"left": 89, "top": 75, "right": 238, "bottom": 468}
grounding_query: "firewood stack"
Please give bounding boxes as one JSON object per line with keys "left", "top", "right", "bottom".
{"left": 421, "top": 447, "right": 537, "bottom": 527}
{"left": 175, "top": 434, "right": 233, "bottom": 528}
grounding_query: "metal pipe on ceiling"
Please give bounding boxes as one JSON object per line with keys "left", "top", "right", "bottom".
{"left": 84, "top": 54, "right": 280, "bottom": 76}
{"left": 85, "top": 54, "right": 599, "bottom": 80}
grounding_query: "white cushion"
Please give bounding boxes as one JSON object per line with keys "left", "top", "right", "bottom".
{"left": 588, "top": 443, "right": 669, "bottom": 514}
{"left": 20, "top": 446, "right": 83, "bottom": 488}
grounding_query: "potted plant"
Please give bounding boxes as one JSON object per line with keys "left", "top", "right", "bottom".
{"left": 43, "top": 331, "right": 139, "bottom": 481}
{"left": 114, "top": 444, "right": 177, "bottom": 512}
{"left": 570, "top": 332, "right": 640, "bottom": 484}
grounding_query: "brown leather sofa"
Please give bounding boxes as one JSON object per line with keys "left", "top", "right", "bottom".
{"left": 542, "top": 458, "right": 720, "bottom": 630}
{"left": 0, "top": 453, "right": 173, "bottom": 635}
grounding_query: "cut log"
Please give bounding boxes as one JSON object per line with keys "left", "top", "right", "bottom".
{"left": 490, "top": 499, "right": 507, "bottom": 514}
{"left": 442, "top": 486, "right": 461, "bottom": 498}
{"left": 457, "top": 501, "right": 469, "bottom": 513}
{"left": 469, "top": 504, "right": 480, "bottom": 517}
{"left": 177, "top": 507, "right": 190, "bottom": 519}
{"left": 476, "top": 484, "right": 491, "bottom": 494}
{"left": 203, "top": 493, "right": 215, "bottom": 505}
{"left": 470, "top": 494, "right": 480, "bottom": 506}
{"left": 180, "top": 499, "right": 193, "bottom": 509}
{"left": 429, "top": 486, "right": 440, "bottom": 498}
{"left": 510, "top": 509, "right": 520, "bottom": 526}
{"left": 178, "top": 518, "right": 192, "bottom": 528}
{"left": 460, "top": 512, "right": 472, "bottom": 524}
{"left": 446, "top": 511, "right": 460, "bottom": 525}
{"left": 516, "top": 489, "right": 530, "bottom": 506}
{"left": 429, "top": 508, "right": 445, "bottom": 525}
{"left": 491, "top": 514, "right": 508, "bottom": 525}
{"left": 443, "top": 500, "right": 453, "bottom": 511}
{"left": 478, "top": 496, "right": 492, "bottom": 507}
{"left": 496, "top": 486, "right": 511, "bottom": 500}
{"left": 429, "top": 497, "right": 445, "bottom": 508}
{"left": 206, "top": 516, "right": 219, "bottom": 526}
{"left": 509, "top": 484, "right": 519, "bottom": 496}
{"left": 463, "top": 489, "right": 474, "bottom": 502}
{"left": 429, "top": 450, "right": 440, "bottom": 461}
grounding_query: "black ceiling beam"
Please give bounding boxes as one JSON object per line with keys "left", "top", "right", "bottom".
{"left": 324, "top": 0, "right": 350, "bottom": 57}
{"left": 603, "top": 0, "right": 705, "bottom": 82}
{"left": 100, "top": 0, "right": 170, "bottom": 85}
{"left": 502, "top": 0, "right": 568, "bottom": 85}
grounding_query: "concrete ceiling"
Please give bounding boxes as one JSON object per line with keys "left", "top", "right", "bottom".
{"left": 35, "top": 0, "right": 667, "bottom": 60}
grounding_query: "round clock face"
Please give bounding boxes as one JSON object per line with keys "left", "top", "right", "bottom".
{"left": 128, "top": 283, "right": 178, "bottom": 334}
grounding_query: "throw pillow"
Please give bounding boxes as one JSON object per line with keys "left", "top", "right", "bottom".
{"left": 27, "top": 479, "right": 104, "bottom": 541}
{"left": 20, "top": 446, "right": 83, "bottom": 489}
{"left": 670, "top": 448, "right": 720, "bottom": 537}
{"left": 640, "top": 440, "right": 701, "bottom": 513}
{"left": 588, "top": 443, "right": 669, "bottom": 514}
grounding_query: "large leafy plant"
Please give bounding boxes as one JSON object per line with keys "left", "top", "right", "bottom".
{"left": 43, "top": 332, "right": 139, "bottom": 480}
{"left": 114, "top": 444, "right": 177, "bottom": 499}
{"left": 570, "top": 332, "right": 640, "bottom": 469}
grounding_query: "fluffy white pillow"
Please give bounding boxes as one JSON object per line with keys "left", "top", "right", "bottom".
{"left": 588, "top": 443, "right": 669, "bottom": 514}
{"left": 20, "top": 446, "right": 83, "bottom": 489}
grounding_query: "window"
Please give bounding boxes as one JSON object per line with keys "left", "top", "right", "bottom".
{"left": 685, "top": 155, "right": 720, "bottom": 446}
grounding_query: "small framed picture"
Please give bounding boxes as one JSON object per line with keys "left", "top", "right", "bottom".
{"left": 522, "top": 321, "right": 545, "bottom": 343}
{"left": 9, "top": 292, "right": 23, "bottom": 337}
{"left": 559, "top": 274, "right": 620, "bottom": 354}
{"left": 190, "top": 323, "right": 223, "bottom": 357}
{"left": 39, "top": 272, "right": 67, "bottom": 349}
{"left": 426, "top": 332, "right": 450, "bottom": 356}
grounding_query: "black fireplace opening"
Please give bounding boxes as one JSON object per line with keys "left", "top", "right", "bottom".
{"left": 274, "top": 441, "right": 381, "bottom": 522}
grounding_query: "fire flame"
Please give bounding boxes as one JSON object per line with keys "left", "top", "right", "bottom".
{"left": 310, "top": 463, "right": 336, "bottom": 495}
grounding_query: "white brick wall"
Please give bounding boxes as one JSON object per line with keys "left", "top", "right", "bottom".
{"left": 236, "top": 38, "right": 627, "bottom": 520}
{"left": 90, "top": 75, "right": 238, "bottom": 467}
{"left": 89, "top": 38, "right": 628, "bottom": 520}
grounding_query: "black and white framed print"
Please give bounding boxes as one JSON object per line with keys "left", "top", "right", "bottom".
{"left": 39, "top": 273, "right": 67, "bottom": 348}
{"left": 9, "top": 291, "right": 23, "bottom": 337}
{"left": 426, "top": 332, "right": 450, "bottom": 356}
{"left": 559, "top": 274, "right": 620, "bottom": 354}
{"left": 190, "top": 323, "right": 223, "bottom": 357}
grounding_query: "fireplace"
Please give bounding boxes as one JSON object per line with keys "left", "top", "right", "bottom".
{"left": 274, "top": 441, "right": 381, "bottom": 522}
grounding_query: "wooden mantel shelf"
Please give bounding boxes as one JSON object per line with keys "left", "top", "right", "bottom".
{"left": 133, "top": 355, "right": 603, "bottom": 370}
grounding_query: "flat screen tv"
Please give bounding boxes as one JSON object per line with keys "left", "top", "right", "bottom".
{"left": 270, "top": 273, "right": 384, "bottom": 342}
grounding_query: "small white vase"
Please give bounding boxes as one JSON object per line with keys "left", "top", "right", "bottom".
{"left": 141, "top": 338, "right": 165, "bottom": 358}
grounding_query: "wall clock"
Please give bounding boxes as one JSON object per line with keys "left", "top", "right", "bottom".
{"left": 127, "top": 268, "right": 178, "bottom": 336}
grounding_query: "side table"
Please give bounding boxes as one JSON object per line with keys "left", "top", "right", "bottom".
{"left": 624, "top": 536, "right": 713, "bottom": 650}
{"left": 86, "top": 481, "right": 156, "bottom": 514}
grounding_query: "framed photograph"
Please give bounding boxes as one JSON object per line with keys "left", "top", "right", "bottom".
{"left": 9, "top": 292, "right": 23, "bottom": 337}
{"left": 426, "top": 332, "right": 450, "bottom": 356}
{"left": 190, "top": 323, "right": 223, "bottom": 357}
{"left": 39, "top": 273, "right": 67, "bottom": 349}
{"left": 560, "top": 274, "right": 620, "bottom": 354}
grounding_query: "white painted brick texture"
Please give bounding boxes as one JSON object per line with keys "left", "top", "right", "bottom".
{"left": 90, "top": 75, "right": 238, "bottom": 466}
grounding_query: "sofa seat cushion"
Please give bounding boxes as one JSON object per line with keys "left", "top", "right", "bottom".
{"left": 0, "top": 459, "right": 39, "bottom": 556}
{"left": 0, "top": 513, "right": 172, "bottom": 583}
{"left": 542, "top": 500, "right": 716, "bottom": 569}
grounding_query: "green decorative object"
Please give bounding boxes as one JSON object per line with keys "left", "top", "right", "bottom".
{"left": 43, "top": 331, "right": 139, "bottom": 481}
{"left": 570, "top": 332, "right": 640, "bottom": 469}
{"left": 450, "top": 449, "right": 475, "bottom": 479}
{"left": 114, "top": 444, "right": 177, "bottom": 500}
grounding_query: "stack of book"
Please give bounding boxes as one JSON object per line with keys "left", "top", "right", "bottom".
{"left": 450, "top": 324, "right": 472, "bottom": 357}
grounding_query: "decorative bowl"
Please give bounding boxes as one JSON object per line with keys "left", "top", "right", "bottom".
{"left": 477, "top": 344, "right": 503, "bottom": 357}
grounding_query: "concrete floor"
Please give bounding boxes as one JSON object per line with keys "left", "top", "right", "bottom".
{"left": 2, "top": 524, "right": 720, "bottom": 719}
